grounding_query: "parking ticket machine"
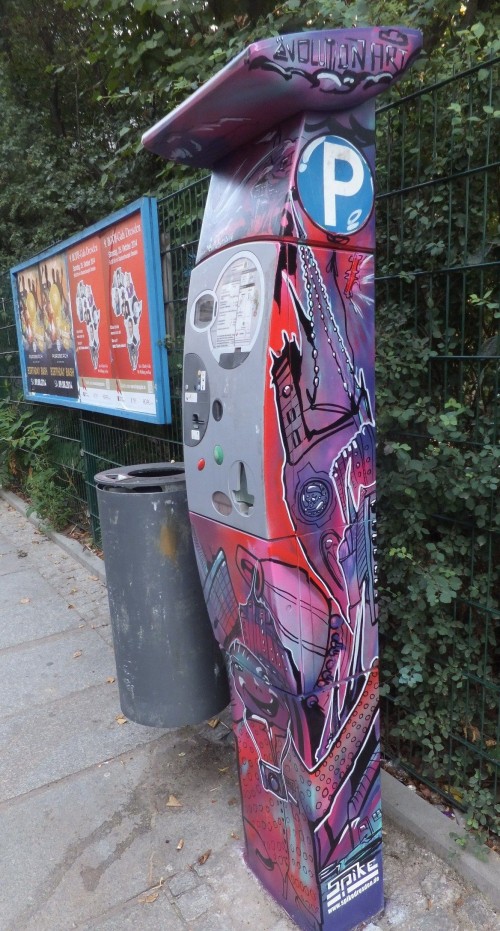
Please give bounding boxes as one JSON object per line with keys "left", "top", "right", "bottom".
{"left": 143, "top": 27, "right": 422, "bottom": 931}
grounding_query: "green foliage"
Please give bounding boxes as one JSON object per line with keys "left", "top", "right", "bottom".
{"left": 0, "top": 397, "right": 51, "bottom": 485}
{"left": 0, "top": 397, "right": 84, "bottom": 531}
{"left": 26, "top": 466, "right": 75, "bottom": 531}
{"left": 375, "top": 27, "right": 499, "bottom": 836}
{"left": 0, "top": 0, "right": 497, "bottom": 264}
{"left": 0, "top": 0, "right": 162, "bottom": 267}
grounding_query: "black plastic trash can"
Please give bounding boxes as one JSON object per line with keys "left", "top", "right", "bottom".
{"left": 94, "top": 463, "right": 230, "bottom": 727}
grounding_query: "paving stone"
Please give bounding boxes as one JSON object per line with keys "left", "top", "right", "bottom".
{"left": 0, "top": 739, "right": 181, "bottom": 931}
{"left": 169, "top": 869, "right": 202, "bottom": 897}
{"left": 455, "top": 894, "right": 500, "bottom": 931}
{"left": 0, "top": 682, "right": 167, "bottom": 800}
{"left": 190, "top": 911, "right": 235, "bottom": 931}
{"left": 0, "top": 627, "right": 116, "bottom": 718}
{"left": 175, "top": 884, "right": 217, "bottom": 922}
{"left": 95, "top": 624, "right": 115, "bottom": 647}
{"left": 76, "top": 894, "right": 186, "bottom": 931}
{"left": 382, "top": 900, "right": 414, "bottom": 926}
{"left": 0, "top": 568, "right": 84, "bottom": 648}
{"left": 0, "top": 547, "right": 39, "bottom": 574}
{"left": 0, "top": 533, "right": 14, "bottom": 555}
{"left": 408, "top": 907, "right": 470, "bottom": 931}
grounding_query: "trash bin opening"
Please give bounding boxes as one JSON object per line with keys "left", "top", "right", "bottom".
{"left": 98, "top": 484, "right": 165, "bottom": 493}
{"left": 128, "top": 467, "right": 184, "bottom": 478}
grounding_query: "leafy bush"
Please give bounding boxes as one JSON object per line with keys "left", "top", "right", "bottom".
{"left": 0, "top": 397, "right": 83, "bottom": 531}
{"left": 26, "top": 466, "right": 75, "bottom": 532}
{"left": 0, "top": 397, "right": 51, "bottom": 487}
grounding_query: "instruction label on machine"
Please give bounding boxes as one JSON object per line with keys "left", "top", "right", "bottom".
{"left": 209, "top": 252, "right": 264, "bottom": 364}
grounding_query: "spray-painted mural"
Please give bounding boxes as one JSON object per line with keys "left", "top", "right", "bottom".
{"left": 188, "top": 234, "right": 380, "bottom": 930}
{"left": 143, "top": 26, "right": 423, "bottom": 931}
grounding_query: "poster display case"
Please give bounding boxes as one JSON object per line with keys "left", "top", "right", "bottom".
{"left": 10, "top": 197, "right": 171, "bottom": 424}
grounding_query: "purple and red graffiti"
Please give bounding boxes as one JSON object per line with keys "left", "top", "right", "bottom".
{"left": 143, "top": 26, "right": 423, "bottom": 930}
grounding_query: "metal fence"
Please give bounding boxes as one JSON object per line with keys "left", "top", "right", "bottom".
{"left": 375, "top": 57, "right": 499, "bottom": 827}
{"left": 0, "top": 59, "right": 498, "bottom": 827}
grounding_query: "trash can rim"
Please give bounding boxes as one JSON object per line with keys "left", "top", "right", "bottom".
{"left": 94, "top": 462, "right": 185, "bottom": 490}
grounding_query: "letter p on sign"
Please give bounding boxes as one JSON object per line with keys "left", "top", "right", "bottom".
{"left": 297, "top": 134, "right": 374, "bottom": 236}
{"left": 323, "top": 141, "right": 364, "bottom": 227}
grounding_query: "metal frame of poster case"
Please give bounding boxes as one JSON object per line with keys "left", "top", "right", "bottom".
{"left": 10, "top": 197, "right": 171, "bottom": 424}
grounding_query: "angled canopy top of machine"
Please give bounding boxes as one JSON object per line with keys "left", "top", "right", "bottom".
{"left": 142, "top": 27, "right": 422, "bottom": 168}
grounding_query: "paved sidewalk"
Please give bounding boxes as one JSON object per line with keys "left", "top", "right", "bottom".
{"left": 0, "top": 494, "right": 498, "bottom": 931}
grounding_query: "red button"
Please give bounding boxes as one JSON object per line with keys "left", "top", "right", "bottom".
{"left": 197, "top": 458, "right": 206, "bottom": 471}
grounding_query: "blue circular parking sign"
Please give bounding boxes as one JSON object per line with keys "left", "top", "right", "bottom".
{"left": 296, "top": 135, "right": 374, "bottom": 235}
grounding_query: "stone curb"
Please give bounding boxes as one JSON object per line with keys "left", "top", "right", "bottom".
{"left": 1, "top": 486, "right": 499, "bottom": 915}
{"left": 381, "top": 770, "right": 500, "bottom": 911}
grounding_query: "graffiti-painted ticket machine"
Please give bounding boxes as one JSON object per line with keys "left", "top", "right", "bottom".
{"left": 143, "top": 27, "right": 422, "bottom": 931}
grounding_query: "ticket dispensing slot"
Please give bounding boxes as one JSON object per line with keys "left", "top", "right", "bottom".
{"left": 230, "top": 461, "right": 255, "bottom": 515}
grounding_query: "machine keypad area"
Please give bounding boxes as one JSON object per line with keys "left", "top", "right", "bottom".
{"left": 183, "top": 351, "right": 210, "bottom": 447}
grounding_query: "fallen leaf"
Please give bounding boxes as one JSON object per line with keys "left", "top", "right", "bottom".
{"left": 90, "top": 575, "right": 99, "bottom": 580}
{"left": 139, "top": 876, "right": 165, "bottom": 903}
{"left": 177, "top": 838, "right": 184, "bottom": 850}
{"left": 73, "top": 650, "right": 83, "bottom": 659}
{"left": 230, "top": 832, "right": 240, "bottom": 840}
{"left": 442, "top": 784, "right": 464, "bottom": 803}
{"left": 106, "top": 676, "right": 116, "bottom": 684}
{"left": 138, "top": 890, "right": 159, "bottom": 904}
{"left": 197, "top": 849, "right": 211, "bottom": 865}
{"left": 178, "top": 752, "right": 186, "bottom": 757}
{"left": 115, "top": 713, "right": 128, "bottom": 725}
{"left": 166, "top": 794, "right": 182, "bottom": 808}
{"left": 228, "top": 797, "right": 238, "bottom": 806}
{"left": 19, "top": 597, "right": 30, "bottom": 604}
{"left": 67, "top": 604, "right": 75, "bottom": 609}
{"left": 207, "top": 717, "right": 219, "bottom": 728}
{"left": 464, "top": 723, "right": 480, "bottom": 743}
{"left": 70, "top": 588, "right": 78, "bottom": 594}
{"left": 218, "top": 766, "right": 229, "bottom": 773}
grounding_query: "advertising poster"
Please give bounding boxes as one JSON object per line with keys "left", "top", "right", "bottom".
{"left": 15, "top": 256, "right": 78, "bottom": 399}
{"left": 102, "top": 212, "right": 156, "bottom": 418}
{"left": 10, "top": 198, "right": 171, "bottom": 424}
{"left": 42, "top": 253, "right": 79, "bottom": 398}
{"left": 67, "top": 232, "right": 112, "bottom": 408}
{"left": 16, "top": 262, "right": 50, "bottom": 395}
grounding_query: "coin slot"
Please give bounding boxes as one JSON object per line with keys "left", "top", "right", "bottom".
{"left": 212, "top": 399, "right": 223, "bottom": 421}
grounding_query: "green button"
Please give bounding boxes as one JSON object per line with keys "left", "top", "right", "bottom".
{"left": 214, "top": 445, "right": 224, "bottom": 465}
